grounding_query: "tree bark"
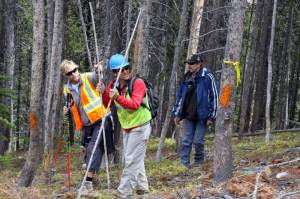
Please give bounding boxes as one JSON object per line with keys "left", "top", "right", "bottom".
{"left": 265, "top": 0, "right": 278, "bottom": 143}
{"left": 156, "top": 0, "right": 190, "bottom": 161}
{"left": 125, "top": 0, "right": 133, "bottom": 48}
{"left": 250, "top": 0, "right": 273, "bottom": 133}
{"left": 275, "top": 2, "right": 293, "bottom": 129}
{"left": 151, "top": 0, "right": 168, "bottom": 137}
{"left": 284, "top": 3, "right": 294, "bottom": 128}
{"left": 238, "top": 0, "right": 264, "bottom": 137}
{"left": 134, "top": 0, "right": 152, "bottom": 77}
{"left": 0, "top": 1, "right": 4, "bottom": 67}
{"left": 17, "top": 0, "right": 45, "bottom": 187}
{"left": 289, "top": 33, "right": 300, "bottom": 122}
{"left": 43, "top": 0, "right": 64, "bottom": 184}
{"left": 0, "top": 0, "right": 16, "bottom": 154}
{"left": 213, "top": 0, "right": 246, "bottom": 184}
{"left": 185, "top": 0, "right": 204, "bottom": 73}
{"left": 76, "top": 0, "right": 93, "bottom": 69}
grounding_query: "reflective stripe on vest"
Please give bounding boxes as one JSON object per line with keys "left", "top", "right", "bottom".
{"left": 66, "top": 73, "right": 106, "bottom": 130}
{"left": 115, "top": 90, "right": 151, "bottom": 129}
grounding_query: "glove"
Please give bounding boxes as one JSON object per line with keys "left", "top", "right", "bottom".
{"left": 109, "top": 88, "right": 119, "bottom": 100}
{"left": 97, "top": 82, "right": 106, "bottom": 94}
{"left": 63, "top": 106, "right": 70, "bottom": 115}
{"left": 206, "top": 119, "right": 213, "bottom": 127}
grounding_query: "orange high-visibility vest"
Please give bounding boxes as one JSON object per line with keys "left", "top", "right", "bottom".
{"left": 65, "top": 73, "right": 106, "bottom": 130}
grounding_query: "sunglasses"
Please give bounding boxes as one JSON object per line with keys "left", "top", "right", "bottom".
{"left": 65, "top": 68, "right": 78, "bottom": 76}
{"left": 188, "top": 62, "right": 198, "bottom": 65}
{"left": 112, "top": 66, "right": 130, "bottom": 73}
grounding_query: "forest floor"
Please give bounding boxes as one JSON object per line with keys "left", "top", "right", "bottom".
{"left": 0, "top": 132, "right": 299, "bottom": 199}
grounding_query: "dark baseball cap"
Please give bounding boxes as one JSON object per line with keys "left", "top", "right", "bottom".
{"left": 184, "top": 54, "right": 205, "bottom": 64}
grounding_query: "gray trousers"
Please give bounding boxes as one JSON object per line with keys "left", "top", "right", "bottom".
{"left": 84, "top": 121, "right": 103, "bottom": 173}
{"left": 118, "top": 123, "right": 151, "bottom": 195}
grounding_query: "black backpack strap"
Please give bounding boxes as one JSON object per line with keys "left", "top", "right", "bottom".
{"left": 128, "top": 76, "right": 138, "bottom": 97}
{"left": 128, "top": 76, "right": 149, "bottom": 109}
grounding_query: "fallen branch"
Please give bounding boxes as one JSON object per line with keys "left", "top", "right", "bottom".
{"left": 241, "top": 128, "right": 300, "bottom": 137}
{"left": 278, "top": 190, "right": 300, "bottom": 199}
{"left": 288, "top": 119, "right": 300, "bottom": 127}
{"left": 251, "top": 158, "right": 300, "bottom": 199}
{"left": 252, "top": 172, "right": 262, "bottom": 199}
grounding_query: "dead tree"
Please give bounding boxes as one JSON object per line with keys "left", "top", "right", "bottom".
{"left": 156, "top": 0, "right": 190, "bottom": 161}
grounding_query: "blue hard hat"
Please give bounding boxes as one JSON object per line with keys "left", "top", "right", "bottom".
{"left": 108, "top": 54, "right": 129, "bottom": 70}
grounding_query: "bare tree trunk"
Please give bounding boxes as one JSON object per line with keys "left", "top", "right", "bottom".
{"left": 134, "top": 0, "right": 152, "bottom": 77}
{"left": 110, "top": 0, "right": 123, "bottom": 54}
{"left": 151, "top": 0, "right": 168, "bottom": 137}
{"left": 0, "top": 1, "right": 4, "bottom": 68}
{"left": 156, "top": 0, "right": 190, "bottom": 161}
{"left": 104, "top": 0, "right": 124, "bottom": 164}
{"left": 265, "top": 0, "right": 278, "bottom": 143}
{"left": 44, "top": 0, "right": 55, "bottom": 104}
{"left": 284, "top": 4, "right": 294, "bottom": 128}
{"left": 76, "top": 0, "right": 93, "bottom": 69}
{"left": 125, "top": 0, "right": 132, "bottom": 48}
{"left": 250, "top": 0, "right": 273, "bottom": 133}
{"left": 185, "top": 0, "right": 204, "bottom": 73}
{"left": 289, "top": 33, "right": 300, "bottom": 122}
{"left": 43, "top": 0, "right": 64, "bottom": 184}
{"left": 275, "top": 2, "right": 293, "bottom": 129}
{"left": 213, "top": 0, "right": 246, "bottom": 184}
{"left": 238, "top": 0, "right": 264, "bottom": 137}
{"left": 0, "top": 0, "right": 16, "bottom": 154}
{"left": 17, "top": 0, "right": 45, "bottom": 187}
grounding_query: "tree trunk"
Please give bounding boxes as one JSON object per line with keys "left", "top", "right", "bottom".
{"left": 110, "top": 0, "right": 123, "bottom": 54}
{"left": 0, "top": 1, "right": 4, "bottom": 67}
{"left": 284, "top": 3, "right": 294, "bottom": 128}
{"left": 289, "top": 33, "right": 300, "bottom": 122}
{"left": 250, "top": 0, "right": 273, "bottom": 133}
{"left": 151, "top": 0, "right": 168, "bottom": 137}
{"left": 43, "top": 0, "right": 64, "bottom": 184}
{"left": 1, "top": 0, "right": 16, "bottom": 154}
{"left": 76, "top": 0, "right": 93, "bottom": 69}
{"left": 134, "top": 0, "right": 152, "bottom": 77}
{"left": 125, "top": 0, "right": 132, "bottom": 48}
{"left": 17, "top": 0, "right": 45, "bottom": 187}
{"left": 238, "top": 0, "right": 264, "bottom": 136}
{"left": 156, "top": 0, "right": 190, "bottom": 161}
{"left": 213, "top": 0, "right": 246, "bottom": 184}
{"left": 185, "top": 0, "right": 204, "bottom": 73}
{"left": 275, "top": 2, "right": 293, "bottom": 129}
{"left": 265, "top": 0, "right": 278, "bottom": 143}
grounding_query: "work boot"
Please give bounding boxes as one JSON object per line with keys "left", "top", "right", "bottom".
{"left": 80, "top": 181, "right": 94, "bottom": 197}
{"left": 112, "top": 190, "right": 134, "bottom": 199}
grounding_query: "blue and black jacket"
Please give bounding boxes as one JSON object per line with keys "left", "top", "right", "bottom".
{"left": 172, "top": 67, "right": 219, "bottom": 121}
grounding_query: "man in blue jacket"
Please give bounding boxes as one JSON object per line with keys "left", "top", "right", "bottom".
{"left": 172, "top": 54, "right": 219, "bottom": 168}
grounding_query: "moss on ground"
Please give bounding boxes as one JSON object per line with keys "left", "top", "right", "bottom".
{"left": 0, "top": 131, "right": 299, "bottom": 198}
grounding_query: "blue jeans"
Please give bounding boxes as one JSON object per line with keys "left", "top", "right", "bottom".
{"left": 181, "top": 119, "right": 207, "bottom": 166}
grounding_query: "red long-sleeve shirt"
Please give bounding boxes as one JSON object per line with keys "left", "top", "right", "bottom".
{"left": 103, "top": 77, "right": 147, "bottom": 110}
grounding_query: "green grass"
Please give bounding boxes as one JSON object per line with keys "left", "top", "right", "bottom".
{"left": 0, "top": 131, "right": 299, "bottom": 198}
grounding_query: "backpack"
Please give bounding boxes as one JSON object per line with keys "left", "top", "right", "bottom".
{"left": 127, "top": 76, "right": 159, "bottom": 119}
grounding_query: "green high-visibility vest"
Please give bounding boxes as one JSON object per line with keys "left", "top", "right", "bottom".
{"left": 115, "top": 90, "right": 151, "bottom": 129}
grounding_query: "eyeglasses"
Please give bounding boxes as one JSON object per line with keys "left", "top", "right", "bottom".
{"left": 112, "top": 66, "right": 130, "bottom": 73}
{"left": 65, "top": 68, "right": 78, "bottom": 76}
